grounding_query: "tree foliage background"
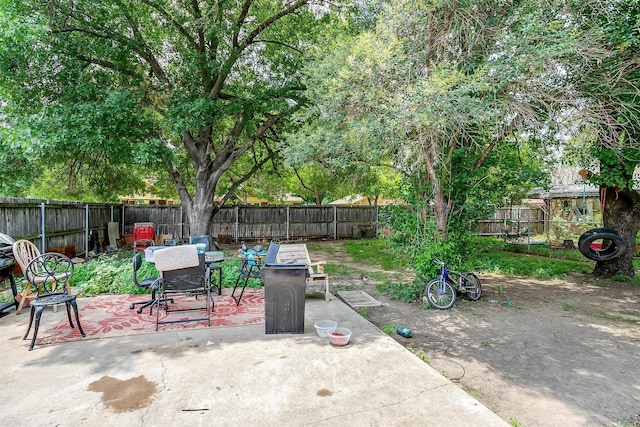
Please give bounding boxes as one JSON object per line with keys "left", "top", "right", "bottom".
{"left": 0, "top": 0, "right": 347, "bottom": 234}
{"left": 1, "top": 0, "right": 638, "bottom": 277}
{"left": 288, "top": 0, "right": 640, "bottom": 277}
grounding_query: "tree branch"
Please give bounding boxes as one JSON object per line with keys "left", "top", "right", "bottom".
{"left": 474, "top": 113, "right": 520, "bottom": 170}
{"left": 138, "top": 0, "right": 198, "bottom": 49}
{"left": 210, "top": 0, "right": 308, "bottom": 98}
{"left": 52, "top": 24, "right": 171, "bottom": 87}
{"left": 250, "top": 39, "right": 304, "bottom": 54}
{"left": 233, "top": 0, "right": 254, "bottom": 48}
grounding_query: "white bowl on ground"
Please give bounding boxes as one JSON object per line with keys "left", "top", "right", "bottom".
{"left": 314, "top": 320, "right": 337, "bottom": 337}
{"left": 328, "top": 327, "right": 352, "bottom": 346}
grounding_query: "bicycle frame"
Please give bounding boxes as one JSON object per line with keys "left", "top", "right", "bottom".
{"left": 438, "top": 259, "right": 471, "bottom": 285}
{"left": 439, "top": 263, "right": 459, "bottom": 288}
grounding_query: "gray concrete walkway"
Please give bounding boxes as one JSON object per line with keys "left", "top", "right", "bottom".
{"left": 0, "top": 295, "right": 507, "bottom": 426}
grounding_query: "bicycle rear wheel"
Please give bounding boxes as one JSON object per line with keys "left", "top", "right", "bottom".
{"left": 424, "top": 278, "right": 456, "bottom": 310}
{"left": 462, "top": 273, "right": 482, "bottom": 301}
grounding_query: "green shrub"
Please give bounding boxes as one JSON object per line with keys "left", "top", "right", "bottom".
{"left": 71, "top": 250, "right": 261, "bottom": 295}
{"left": 73, "top": 251, "right": 151, "bottom": 295}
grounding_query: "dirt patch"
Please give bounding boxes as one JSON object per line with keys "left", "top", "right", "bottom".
{"left": 88, "top": 375, "right": 158, "bottom": 412}
{"left": 308, "top": 241, "right": 640, "bottom": 427}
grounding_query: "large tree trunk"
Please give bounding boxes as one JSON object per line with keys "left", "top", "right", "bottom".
{"left": 593, "top": 186, "right": 640, "bottom": 277}
{"left": 187, "top": 191, "right": 217, "bottom": 236}
{"left": 169, "top": 154, "right": 220, "bottom": 238}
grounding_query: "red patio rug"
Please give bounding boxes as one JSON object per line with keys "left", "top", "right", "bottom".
{"left": 36, "top": 289, "right": 264, "bottom": 346}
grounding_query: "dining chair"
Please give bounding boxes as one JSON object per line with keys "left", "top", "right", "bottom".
{"left": 22, "top": 252, "right": 85, "bottom": 350}
{"left": 189, "top": 235, "right": 211, "bottom": 251}
{"left": 12, "top": 240, "right": 43, "bottom": 314}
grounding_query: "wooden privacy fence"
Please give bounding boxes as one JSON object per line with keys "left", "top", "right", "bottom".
{"left": 0, "top": 198, "right": 123, "bottom": 256}
{"left": 123, "top": 204, "right": 379, "bottom": 243}
{"left": 476, "top": 206, "right": 546, "bottom": 237}
{"left": 0, "top": 198, "right": 545, "bottom": 257}
{"left": 0, "top": 199, "right": 379, "bottom": 256}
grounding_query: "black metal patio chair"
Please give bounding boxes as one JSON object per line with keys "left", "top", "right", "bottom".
{"left": 22, "top": 252, "right": 85, "bottom": 350}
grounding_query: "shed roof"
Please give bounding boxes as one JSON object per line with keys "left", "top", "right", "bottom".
{"left": 529, "top": 184, "right": 600, "bottom": 199}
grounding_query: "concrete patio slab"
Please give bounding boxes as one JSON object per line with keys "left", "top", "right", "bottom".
{"left": 0, "top": 295, "right": 507, "bottom": 426}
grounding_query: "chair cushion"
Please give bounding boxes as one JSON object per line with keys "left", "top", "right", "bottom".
{"left": 154, "top": 245, "right": 200, "bottom": 272}
{"left": 140, "top": 277, "right": 158, "bottom": 287}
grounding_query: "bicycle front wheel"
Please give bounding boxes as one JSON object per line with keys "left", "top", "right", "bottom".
{"left": 424, "top": 278, "right": 456, "bottom": 310}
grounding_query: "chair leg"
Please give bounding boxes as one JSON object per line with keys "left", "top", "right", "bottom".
{"left": 69, "top": 300, "right": 86, "bottom": 337}
{"left": 206, "top": 290, "right": 211, "bottom": 327}
{"left": 232, "top": 275, "right": 250, "bottom": 306}
{"left": 231, "top": 274, "right": 243, "bottom": 300}
{"left": 232, "top": 265, "right": 255, "bottom": 306}
{"left": 148, "top": 290, "right": 172, "bottom": 316}
{"left": 28, "top": 305, "right": 46, "bottom": 351}
{"left": 210, "top": 268, "right": 222, "bottom": 295}
{"left": 209, "top": 292, "right": 215, "bottom": 313}
{"left": 23, "top": 306, "right": 35, "bottom": 340}
{"left": 155, "top": 295, "right": 161, "bottom": 331}
{"left": 132, "top": 298, "right": 155, "bottom": 314}
{"left": 130, "top": 298, "right": 154, "bottom": 308}
{"left": 325, "top": 280, "right": 330, "bottom": 301}
{"left": 65, "top": 302, "right": 74, "bottom": 328}
{"left": 16, "top": 285, "right": 32, "bottom": 315}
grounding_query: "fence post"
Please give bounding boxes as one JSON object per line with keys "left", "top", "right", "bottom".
{"left": 234, "top": 206, "right": 239, "bottom": 243}
{"left": 84, "top": 204, "right": 89, "bottom": 256}
{"left": 286, "top": 206, "right": 290, "bottom": 241}
{"left": 333, "top": 205, "right": 338, "bottom": 240}
{"left": 40, "top": 202, "right": 46, "bottom": 253}
{"left": 179, "top": 205, "right": 184, "bottom": 239}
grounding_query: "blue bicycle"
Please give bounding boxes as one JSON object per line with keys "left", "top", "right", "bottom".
{"left": 422, "top": 259, "right": 482, "bottom": 309}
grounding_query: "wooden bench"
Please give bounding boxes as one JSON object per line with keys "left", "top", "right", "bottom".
{"left": 275, "top": 244, "right": 330, "bottom": 301}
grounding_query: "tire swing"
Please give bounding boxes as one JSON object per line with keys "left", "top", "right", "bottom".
{"left": 578, "top": 228, "right": 628, "bottom": 261}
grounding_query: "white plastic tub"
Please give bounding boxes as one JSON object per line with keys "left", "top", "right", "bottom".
{"left": 314, "top": 320, "right": 337, "bottom": 337}
{"left": 328, "top": 327, "right": 352, "bottom": 346}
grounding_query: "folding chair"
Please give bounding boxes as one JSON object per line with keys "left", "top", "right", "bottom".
{"left": 231, "top": 239, "right": 280, "bottom": 306}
